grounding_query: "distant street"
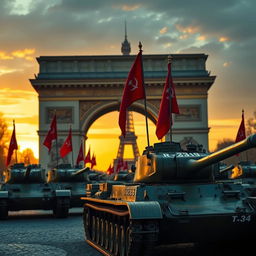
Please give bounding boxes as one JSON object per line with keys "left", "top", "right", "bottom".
{"left": 0, "top": 209, "right": 246, "bottom": 256}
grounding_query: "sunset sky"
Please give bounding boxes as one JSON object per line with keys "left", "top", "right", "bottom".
{"left": 0, "top": 0, "right": 255, "bottom": 170}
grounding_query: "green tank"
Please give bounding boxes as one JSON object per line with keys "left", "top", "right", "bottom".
{"left": 0, "top": 163, "right": 70, "bottom": 219}
{"left": 82, "top": 134, "right": 256, "bottom": 255}
{"left": 47, "top": 164, "right": 107, "bottom": 217}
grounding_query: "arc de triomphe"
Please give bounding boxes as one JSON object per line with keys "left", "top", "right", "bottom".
{"left": 30, "top": 53, "right": 215, "bottom": 170}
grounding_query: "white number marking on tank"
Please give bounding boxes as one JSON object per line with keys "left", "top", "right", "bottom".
{"left": 232, "top": 215, "right": 251, "bottom": 223}
{"left": 176, "top": 152, "right": 201, "bottom": 157}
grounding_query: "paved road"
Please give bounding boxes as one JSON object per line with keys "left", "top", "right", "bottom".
{"left": 0, "top": 209, "right": 247, "bottom": 256}
{"left": 0, "top": 209, "right": 101, "bottom": 256}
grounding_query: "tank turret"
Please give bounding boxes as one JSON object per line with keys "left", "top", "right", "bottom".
{"left": 4, "top": 163, "right": 46, "bottom": 184}
{"left": 47, "top": 164, "right": 90, "bottom": 182}
{"left": 81, "top": 135, "right": 256, "bottom": 255}
{"left": 0, "top": 163, "right": 57, "bottom": 220}
{"left": 134, "top": 134, "right": 256, "bottom": 183}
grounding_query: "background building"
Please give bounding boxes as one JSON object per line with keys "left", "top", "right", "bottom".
{"left": 30, "top": 36, "right": 215, "bottom": 169}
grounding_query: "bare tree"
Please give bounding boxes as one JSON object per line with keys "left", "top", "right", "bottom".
{"left": 0, "top": 113, "right": 9, "bottom": 178}
{"left": 246, "top": 111, "right": 256, "bottom": 135}
{"left": 18, "top": 148, "right": 38, "bottom": 165}
{"left": 215, "top": 138, "right": 234, "bottom": 151}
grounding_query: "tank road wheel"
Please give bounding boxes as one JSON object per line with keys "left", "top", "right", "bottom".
{"left": 83, "top": 207, "right": 91, "bottom": 240}
{"left": 119, "top": 225, "right": 126, "bottom": 256}
{"left": 109, "top": 222, "right": 115, "bottom": 253}
{"left": 113, "top": 223, "right": 120, "bottom": 256}
{"left": 0, "top": 200, "right": 8, "bottom": 220}
{"left": 96, "top": 217, "right": 100, "bottom": 244}
{"left": 125, "top": 225, "right": 142, "bottom": 256}
{"left": 91, "top": 215, "right": 97, "bottom": 241}
{"left": 53, "top": 198, "right": 69, "bottom": 218}
{"left": 104, "top": 220, "right": 109, "bottom": 250}
{"left": 100, "top": 218, "right": 105, "bottom": 247}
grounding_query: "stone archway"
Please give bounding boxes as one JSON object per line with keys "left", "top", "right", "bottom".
{"left": 80, "top": 100, "right": 158, "bottom": 136}
{"left": 30, "top": 53, "right": 215, "bottom": 170}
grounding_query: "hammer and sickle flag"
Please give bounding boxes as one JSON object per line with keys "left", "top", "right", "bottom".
{"left": 156, "top": 61, "right": 179, "bottom": 140}
{"left": 43, "top": 113, "right": 57, "bottom": 152}
{"left": 6, "top": 121, "right": 18, "bottom": 166}
{"left": 60, "top": 127, "right": 73, "bottom": 158}
{"left": 235, "top": 110, "right": 246, "bottom": 143}
{"left": 119, "top": 50, "right": 145, "bottom": 137}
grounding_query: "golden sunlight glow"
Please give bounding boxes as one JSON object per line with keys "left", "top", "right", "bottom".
{"left": 208, "top": 119, "right": 240, "bottom": 151}
{"left": 175, "top": 24, "right": 199, "bottom": 34}
{"left": 11, "top": 48, "right": 35, "bottom": 60}
{"left": 223, "top": 61, "right": 232, "bottom": 67}
{"left": 163, "top": 43, "right": 172, "bottom": 48}
{"left": 86, "top": 111, "right": 159, "bottom": 171}
{"left": 0, "top": 68, "right": 19, "bottom": 76}
{"left": 197, "top": 35, "right": 206, "bottom": 41}
{"left": 219, "top": 36, "right": 230, "bottom": 42}
{"left": 119, "top": 4, "right": 141, "bottom": 11}
{"left": 160, "top": 26, "right": 168, "bottom": 34}
{"left": 0, "top": 51, "right": 13, "bottom": 60}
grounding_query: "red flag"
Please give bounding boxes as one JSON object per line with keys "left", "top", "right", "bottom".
{"left": 119, "top": 49, "right": 145, "bottom": 136}
{"left": 91, "top": 153, "right": 96, "bottom": 169}
{"left": 43, "top": 114, "right": 57, "bottom": 152}
{"left": 235, "top": 110, "right": 246, "bottom": 143}
{"left": 60, "top": 127, "right": 73, "bottom": 158}
{"left": 123, "top": 161, "right": 128, "bottom": 171}
{"left": 84, "top": 148, "right": 91, "bottom": 165}
{"left": 156, "top": 60, "right": 179, "bottom": 140}
{"left": 106, "top": 164, "right": 114, "bottom": 175}
{"left": 116, "top": 158, "right": 124, "bottom": 173}
{"left": 76, "top": 142, "right": 84, "bottom": 165}
{"left": 6, "top": 121, "right": 18, "bottom": 166}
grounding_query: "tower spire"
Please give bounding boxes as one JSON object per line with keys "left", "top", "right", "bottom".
{"left": 125, "top": 20, "right": 127, "bottom": 40}
{"left": 121, "top": 20, "right": 131, "bottom": 55}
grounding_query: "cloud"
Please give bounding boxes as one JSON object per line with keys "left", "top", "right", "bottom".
{"left": 0, "top": 67, "right": 19, "bottom": 76}
{"left": 119, "top": 4, "right": 141, "bottom": 11}
{"left": 11, "top": 48, "right": 35, "bottom": 60}
{"left": 159, "top": 26, "right": 168, "bottom": 34}
{"left": 0, "top": 51, "right": 13, "bottom": 60}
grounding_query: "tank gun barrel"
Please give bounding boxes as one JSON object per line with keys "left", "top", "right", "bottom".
{"left": 71, "top": 167, "right": 90, "bottom": 177}
{"left": 188, "top": 134, "right": 256, "bottom": 172}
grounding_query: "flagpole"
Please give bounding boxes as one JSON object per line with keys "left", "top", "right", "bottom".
{"left": 168, "top": 55, "right": 173, "bottom": 142}
{"left": 13, "top": 120, "right": 18, "bottom": 163}
{"left": 139, "top": 42, "right": 150, "bottom": 148}
{"left": 70, "top": 125, "right": 74, "bottom": 167}
{"left": 55, "top": 111, "right": 59, "bottom": 168}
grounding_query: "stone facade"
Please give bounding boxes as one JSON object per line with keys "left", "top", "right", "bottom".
{"left": 30, "top": 54, "right": 215, "bottom": 170}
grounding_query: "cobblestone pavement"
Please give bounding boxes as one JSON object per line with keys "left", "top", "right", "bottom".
{"left": 0, "top": 209, "right": 247, "bottom": 256}
{"left": 0, "top": 209, "right": 101, "bottom": 256}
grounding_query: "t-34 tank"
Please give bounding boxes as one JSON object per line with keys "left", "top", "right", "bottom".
{"left": 82, "top": 134, "right": 256, "bottom": 255}
{"left": 47, "top": 164, "right": 106, "bottom": 217}
{"left": 0, "top": 163, "right": 70, "bottom": 219}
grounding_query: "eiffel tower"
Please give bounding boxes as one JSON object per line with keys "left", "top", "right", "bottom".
{"left": 114, "top": 111, "right": 140, "bottom": 171}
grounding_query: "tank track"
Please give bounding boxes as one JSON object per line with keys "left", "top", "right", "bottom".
{"left": 83, "top": 202, "right": 159, "bottom": 256}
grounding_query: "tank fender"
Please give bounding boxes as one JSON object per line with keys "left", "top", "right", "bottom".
{"left": 0, "top": 191, "right": 8, "bottom": 198}
{"left": 55, "top": 189, "right": 71, "bottom": 197}
{"left": 126, "top": 201, "right": 163, "bottom": 220}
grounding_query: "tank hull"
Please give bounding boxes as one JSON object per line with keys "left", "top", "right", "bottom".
{"left": 0, "top": 183, "right": 71, "bottom": 219}
{"left": 82, "top": 181, "right": 256, "bottom": 255}
{"left": 50, "top": 182, "right": 86, "bottom": 208}
{"left": 159, "top": 214, "right": 255, "bottom": 244}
